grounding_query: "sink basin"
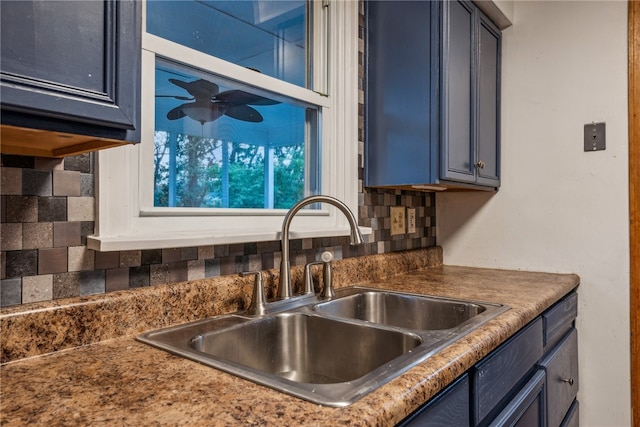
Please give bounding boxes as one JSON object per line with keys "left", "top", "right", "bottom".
{"left": 190, "top": 313, "right": 421, "bottom": 384}
{"left": 137, "top": 286, "right": 508, "bottom": 406}
{"left": 138, "top": 312, "right": 423, "bottom": 405}
{"left": 313, "top": 288, "right": 488, "bottom": 331}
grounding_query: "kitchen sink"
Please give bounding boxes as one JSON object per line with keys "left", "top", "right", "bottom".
{"left": 137, "top": 286, "right": 508, "bottom": 406}
{"left": 313, "top": 287, "right": 488, "bottom": 331}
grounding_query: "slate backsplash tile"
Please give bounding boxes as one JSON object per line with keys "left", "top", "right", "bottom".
{"left": 95, "top": 250, "right": 119, "bottom": 270}
{"left": 64, "top": 155, "right": 91, "bottom": 173}
{"left": 38, "top": 247, "right": 68, "bottom": 275}
{"left": 78, "top": 270, "right": 105, "bottom": 296}
{"left": 1, "top": 167, "right": 22, "bottom": 195}
{"left": 119, "top": 250, "right": 141, "bottom": 268}
{"left": 0, "top": 278, "right": 22, "bottom": 307}
{"left": 1, "top": 155, "right": 34, "bottom": 169}
{"left": 141, "top": 249, "right": 162, "bottom": 266}
{"left": 129, "top": 266, "right": 150, "bottom": 288}
{"left": 68, "top": 246, "right": 95, "bottom": 272}
{"left": 22, "top": 169, "right": 52, "bottom": 196}
{"left": 53, "top": 170, "right": 81, "bottom": 197}
{"left": 6, "top": 250, "right": 37, "bottom": 277}
{"left": 38, "top": 196, "right": 67, "bottom": 222}
{"left": 105, "top": 268, "right": 129, "bottom": 292}
{"left": 1, "top": 223, "right": 22, "bottom": 251}
{"left": 66, "top": 196, "right": 94, "bottom": 222}
{"left": 80, "top": 173, "right": 94, "bottom": 197}
{"left": 80, "top": 221, "right": 94, "bottom": 245}
{"left": 34, "top": 157, "right": 64, "bottom": 171}
{"left": 53, "top": 271, "right": 80, "bottom": 299}
{"left": 6, "top": 196, "right": 38, "bottom": 223}
{"left": 53, "top": 221, "right": 81, "bottom": 247}
{"left": 23, "top": 222, "right": 53, "bottom": 250}
{"left": 22, "top": 274, "right": 53, "bottom": 303}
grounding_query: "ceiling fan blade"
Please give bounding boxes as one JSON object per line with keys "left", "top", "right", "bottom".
{"left": 214, "top": 90, "right": 280, "bottom": 106}
{"left": 169, "top": 78, "right": 220, "bottom": 99}
{"left": 166, "top": 105, "right": 188, "bottom": 120}
{"left": 224, "top": 104, "right": 263, "bottom": 122}
{"left": 156, "top": 95, "right": 193, "bottom": 101}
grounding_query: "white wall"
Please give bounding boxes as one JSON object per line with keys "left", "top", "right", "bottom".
{"left": 437, "top": 2, "right": 630, "bottom": 426}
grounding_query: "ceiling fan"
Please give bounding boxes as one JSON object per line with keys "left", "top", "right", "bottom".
{"left": 156, "top": 78, "right": 280, "bottom": 125}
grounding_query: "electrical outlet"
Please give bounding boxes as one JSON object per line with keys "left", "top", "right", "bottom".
{"left": 407, "top": 208, "right": 416, "bottom": 234}
{"left": 390, "top": 206, "right": 405, "bottom": 235}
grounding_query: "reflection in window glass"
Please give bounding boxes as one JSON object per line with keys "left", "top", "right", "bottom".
{"left": 153, "top": 60, "right": 319, "bottom": 209}
{"left": 147, "top": 0, "right": 307, "bottom": 87}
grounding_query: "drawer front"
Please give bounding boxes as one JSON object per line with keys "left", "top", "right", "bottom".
{"left": 560, "top": 400, "right": 579, "bottom": 427}
{"left": 399, "top": 374, "right": 470, "bottom": 427}
{"left": 543, "top": 292, "right": 577, "bottom": 351}
{"left": 540, "top": 328, "right": 578, "bottom": 427}
{"left": 473, "top": 317, "right": 544, "bottom": 425}
{"left": 488, "top": 370, "right": 546, "bottom": 427}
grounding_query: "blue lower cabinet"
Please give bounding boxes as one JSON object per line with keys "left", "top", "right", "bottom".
{"left": 473, "top": 318, "right": 544, "bottom": 425}
{"left": 560, "top": 401, "right": 579, "bottom": 427}
{"left": 540, "top": 329, "right": 579, "bottom": 427}
{"left": 398, "top": 374, "right": 470, "bottom": 427}
{"left": 488, "top": 370, "right": 546, "bottom": 427}
{"left": 396, "top": 291, "right": 578, "bottom": 427}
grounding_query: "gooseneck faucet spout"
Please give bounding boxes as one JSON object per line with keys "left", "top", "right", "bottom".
{"left": 278, "top": 195, "right": 364, "bottom": 300}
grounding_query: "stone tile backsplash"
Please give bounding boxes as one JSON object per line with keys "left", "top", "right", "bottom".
{"left": 0, "top": 3, "right": 437, "bottom": 307}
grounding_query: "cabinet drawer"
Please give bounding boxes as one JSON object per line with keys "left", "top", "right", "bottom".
{"left": 560, "top": 400, "right": 579, "bottom": 427}
{"left": 540, "top": 328, "right": 578, "bottom": 427}
{"left": 543, "top": 292, "right": 577, "bottom": 351}
{"left": 399, "top": 374, "right": 470, "bottom": 427}
{"left": 488, "top": 370, "right": 546, "bottom": 427}
{"left": 473, "top": 317, "right": 543, "bottom": 425}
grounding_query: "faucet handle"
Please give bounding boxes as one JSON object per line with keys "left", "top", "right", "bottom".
{"left": 241, "top": 271, "right": 266, "bottom": 316}
{"left": 303, "top": 261, "right": 323, "bottom": 295}
{"left": 319, "top": 251, "right": 335, "bottom": 299}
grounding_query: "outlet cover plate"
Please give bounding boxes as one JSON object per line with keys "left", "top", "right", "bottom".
{"left": 584, "top": 122, "right": 606, "bottom": 152}
{"left": 390, "top": 206, "right": 405, "bottom": 235}
{"left": 407, "top": 208, "right": 416, "bottom": 234}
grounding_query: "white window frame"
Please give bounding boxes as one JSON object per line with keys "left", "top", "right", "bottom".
{"left": 89, "top": 0, "right": 367, "bottom": 252}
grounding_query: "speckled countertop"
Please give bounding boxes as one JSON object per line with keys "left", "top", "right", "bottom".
{"left": 0, "top": 248, "right": 579, "bottom": 426}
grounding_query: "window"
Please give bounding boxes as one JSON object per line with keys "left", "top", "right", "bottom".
{"left": 91, "top": 0, "right": 361, "bottom": 251}
{"left": 152, "top": 59, "right": 319, "bottom": 209}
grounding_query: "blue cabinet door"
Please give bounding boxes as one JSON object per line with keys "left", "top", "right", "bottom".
{"left": 0, "top": 0, "right": 141, "bottom": 143}
{"left": 476, "top": 15, "right": 501, "bottom": 187}
{"left": 441, "top": 0, "right": 501, "bottom": 188}
{"left": 366, "top": 0, "right": 439, "bottom": 187}
{"left": 398, "top": 374, "right": 471, "bottom": 427}
{"left": 442, "top": 0, "right": 476, "bottom": 184}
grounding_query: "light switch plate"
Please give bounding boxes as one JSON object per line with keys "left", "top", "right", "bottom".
{"left": 390, "top": 206, "right": 405, "bottom": 235}
{"left": 584, "top": 122, "right": 606, "bottom": 152}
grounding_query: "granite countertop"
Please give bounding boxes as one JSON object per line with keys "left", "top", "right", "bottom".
{"left": 0, "top": 248, "right": 579, "bottom": 426}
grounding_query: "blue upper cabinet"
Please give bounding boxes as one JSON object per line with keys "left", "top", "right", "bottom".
{"left": 0, "top": 0, "right": 141, "bottom": 157}
{"left": 366, "top": 0, "right": 501, "bottom": 190}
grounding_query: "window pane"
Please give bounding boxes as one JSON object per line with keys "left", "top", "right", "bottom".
{"left": 154, "top": 59, "right": 319, "bottom": 209}
{"left": 147, "top": 0, "right": 307, "bottom": 87}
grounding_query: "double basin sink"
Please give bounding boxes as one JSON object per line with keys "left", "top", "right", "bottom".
{"left": 137, "top": 286, "right": 508, "bottom": 407}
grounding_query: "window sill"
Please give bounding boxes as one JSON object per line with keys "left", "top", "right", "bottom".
{"left": 87, "top": 226, "right": 372, "bottom": 252}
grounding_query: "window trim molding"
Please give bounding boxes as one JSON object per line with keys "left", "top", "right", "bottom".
{"left": 89, "top": 0, "right": 367, "bottom": 252}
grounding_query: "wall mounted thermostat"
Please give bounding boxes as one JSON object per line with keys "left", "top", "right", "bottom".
{"left": 584, "top": 122, "right": 606, "bottom": 152}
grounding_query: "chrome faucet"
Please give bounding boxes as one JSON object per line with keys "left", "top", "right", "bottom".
{"left": 278, "top": 195, "right": 364, "bottom": 300}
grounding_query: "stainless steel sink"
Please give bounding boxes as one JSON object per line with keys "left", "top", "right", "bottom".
{"left": 137, "top": 286, "right": 509, "bottom": 406}
{"left": 190, "top": 313, "right": 421, "bottom": 383}
{"left": 313, "top": 287, "right": 489, "bottom": 331}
